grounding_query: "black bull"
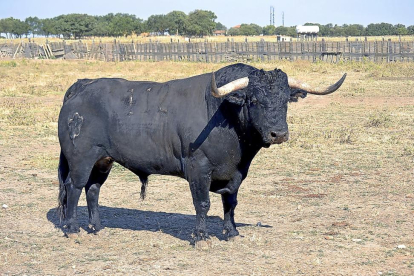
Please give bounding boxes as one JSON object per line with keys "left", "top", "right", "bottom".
{"left": 57, "top": 63, "right": 346, "bottom": 244}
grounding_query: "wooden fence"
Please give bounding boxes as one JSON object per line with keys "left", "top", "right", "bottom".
{"left": 1, "top": 40, "right": 414, "bottom": 63}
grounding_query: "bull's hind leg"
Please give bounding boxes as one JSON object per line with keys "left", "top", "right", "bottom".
{"left": 63, "top": 152, "right": 103, "bottom": 236}
{"left": 85, "top": 157, "right": 113, "bottom": 233}
{"left": 64, "top": 172, "right": 83, "bottom": 235}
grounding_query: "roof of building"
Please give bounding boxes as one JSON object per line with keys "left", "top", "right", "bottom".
{"left": 296, "top": 25, "right": 320, "bottom": 34}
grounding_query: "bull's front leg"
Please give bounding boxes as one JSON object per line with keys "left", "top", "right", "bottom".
{"left": 216, "top": 172, "right": 242, "bottom": 240}
{"left": 188, "top": 169, "right": 212, "bottom": 246}
{"left": 221, "top": 190, "right": 239, "bottom": 240}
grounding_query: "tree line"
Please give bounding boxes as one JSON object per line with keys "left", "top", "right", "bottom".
{"left": 1, "top": 11, "right": 413, "bottom": 39}
{"left": 0, "top": 11, "right": 219, "bottom": 39}
{"left": 230, "top": 23, "right": 414, "bottom": 37}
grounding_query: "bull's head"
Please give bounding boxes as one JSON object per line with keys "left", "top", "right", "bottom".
{"left": 211, "top": 69, "right": 346, "bottom": 147}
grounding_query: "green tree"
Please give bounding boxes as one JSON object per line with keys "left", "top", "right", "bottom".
{"left": 394, "top": 24, "right": 408, "bottom": 35}
{"left": 239, "top": 23, "right": 262, "bottom": 36}
{"left": 91, "top": 15, "right": 112, "bottom": 37}
{"left": 407, "top": 25, "right": 414, "bottom": 35}
{"left": 0, "top": 20, "right": 3, "bottom": 38}
{"left": 275, "top": 26, "right": 289, "bottom": 35}
{"left": 227, "top": 27, "right": 240, "bottom": 36}
{"left": 344, "top": 24, "right": 365, "bottom": 36}
{"left": 64, "top": 14, "right": 95, "bottom": 38}
{"left": 286, "top": 26, "right": 297, "bottom": 37}
{"left": 0, "top": 17, "right": 16, "bottom": 38}
{"left": 0, "top": 18, "right": 8, "bottom": 38}
{"left": 186, "top": 10, "right": 217, "bottom": 36}
{"left": 110, "top": 13, "right": 140, "bottom": 37}
{"left": 25, "top": 16, "right": 41, "bottom": 37}
{"left": 146, "top": 14, "right": 169, "bottom": 34}
{"left": 40, "top": 18, "right": 58, "bottom": 37}
{"left": 53, "top": 15, "right": 70, "bottom": 38}
{"left": 320, "top": 23, "right": 333, "bottom": 36}
{"left": 53, "top": 15, "right": 72, "bottom": 38}
{"left": 263, "top": 25, "right": 276, "bottom": 35}
{"left": 366, "top": 23, "right": 394, "bottom": 36}
{"left": 215, "top": 22, "right": 227, "bottom": 31}
{"left": 165, "top": 11, "right": 188, "bottom": 35}
{"left": 7, "top": 18, "right": 29, "bottom": 38}
{"left": 133, "top": 18, "right": 145, "bottom": 35}
{"left": 332, "top": 24, "right": 345, "bottom": 36}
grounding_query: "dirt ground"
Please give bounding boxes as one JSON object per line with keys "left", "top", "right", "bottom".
{"left": 0, "top": 60, "right": 413, "bottom": 275}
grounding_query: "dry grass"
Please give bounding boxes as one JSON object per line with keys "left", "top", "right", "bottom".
{"left": 0, "top": 59, "right": 414, "bottom": 275}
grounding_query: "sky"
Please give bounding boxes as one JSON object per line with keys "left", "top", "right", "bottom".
{"left": 0, "top": 0, "right": 413, "bottom": 28}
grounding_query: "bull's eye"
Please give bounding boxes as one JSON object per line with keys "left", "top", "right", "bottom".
{"left": 251, "top": 97, "right": 258, "bottom": 105}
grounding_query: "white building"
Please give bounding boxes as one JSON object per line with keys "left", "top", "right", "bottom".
{"left": 296, "top": 25, "right": 319, "bottom": 40}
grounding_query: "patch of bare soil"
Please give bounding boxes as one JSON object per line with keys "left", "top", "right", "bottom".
{"left": 1, "top": 61, "right": 414, "bottom": 275}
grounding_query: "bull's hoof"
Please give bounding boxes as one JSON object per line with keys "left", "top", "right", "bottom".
{"left": 87, "top": 224, "right": 102, "bottom": 234}
{"left": 228, "top": 234, "right": 243, "bottom": 242}
{"left": 195, "top": 239, "right": 212, "bottom": 250}
{"left": 65, "top": 232, "right": 80, "bottom": 239}
{"left": 224, "top": 228, "right": 240, "bottom": 241}
{"left": 93, "top": 228, "right": 109, "bottom": 237}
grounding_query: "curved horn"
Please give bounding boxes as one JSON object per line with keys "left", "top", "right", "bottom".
{"left": 211, "top": 72, "right": 249, "bottom": 98}
{"left": 288, "top": 73, "right": 347, "bottom": 95}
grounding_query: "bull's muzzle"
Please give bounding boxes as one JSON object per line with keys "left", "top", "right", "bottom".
{"left": 270, "top": 130, "right": 289, "bottom": 144}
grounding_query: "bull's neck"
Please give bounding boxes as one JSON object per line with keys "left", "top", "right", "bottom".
{"left": 241, "top": 104, "right": 264, "bottom": 149}
{"left": 220, "top": 101, "right": 263, "bottom": 150}
{"left": 205, "top": 92, "right": 262, "bottom": 151}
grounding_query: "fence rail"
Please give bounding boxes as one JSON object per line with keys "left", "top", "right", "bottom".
{"left": 1, "top": 40, "right": 414, "bottom": 63}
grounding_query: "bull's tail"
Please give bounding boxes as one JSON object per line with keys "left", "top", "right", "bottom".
{"left": 57, "top": 151, "right": 69, "bottom": 222}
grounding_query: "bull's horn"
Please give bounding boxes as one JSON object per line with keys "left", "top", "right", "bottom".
{"left": 288, "top": 73, "right": 347, "bottom": 95}
{"left": 211, "top": 72, "right": 249, "bottom": 98}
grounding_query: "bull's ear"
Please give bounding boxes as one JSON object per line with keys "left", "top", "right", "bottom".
{"left": 290, "top": 89, "right": 307, "bottom": 102}
{"left": 225, "top": 91, "right": 246, "bottom": 106}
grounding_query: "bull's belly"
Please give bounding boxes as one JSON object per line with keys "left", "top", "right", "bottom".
{"left": 114, "top": 152, "right": 239, "bottom": 179}
{"left": 119, "top": 158, "right": 183, "bottom": 178}
{"left": 110, "top": 147, "right": 183, "bottom": 176}
{"left": 110, "top": 146, "right": 241, "bottom": 182}
{"left": 108, "top": 136, "right": 182, "bottom": 175}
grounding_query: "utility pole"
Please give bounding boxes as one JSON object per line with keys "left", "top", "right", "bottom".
{"left": 282, "top": 11, "right": 285, "bottom": 27}
{"left": 270, "top": 6, "right": 275, "bottom": 26}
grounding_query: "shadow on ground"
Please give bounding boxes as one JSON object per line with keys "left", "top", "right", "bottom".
{"left": 46, "top": 206, "right": 268, "bottom": 242}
